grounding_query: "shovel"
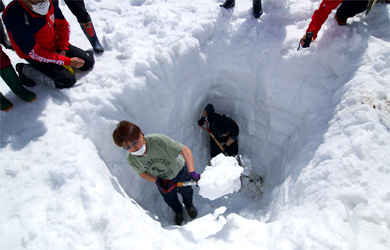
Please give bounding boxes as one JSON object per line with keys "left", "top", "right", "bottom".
{"left": 161, "top": 180, "right": 198, "bottom": 193}
{"left": 199, "top": 120, "right": 243, "bottom": 165}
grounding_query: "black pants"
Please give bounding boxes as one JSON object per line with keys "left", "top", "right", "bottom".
{"left": 157, "top": 166, "right": 193, "bottom": 214}
{"left": 337, "top": 0, "right": 369, "bottom": 20}
{"left": 210, "top": 136, "right": 238, "bottom": 158}
{"left": 64, "top": 0, "right": 91, "bottom": 23}
{"left": 26, "top": 44, "right": 94, "bottom": 89}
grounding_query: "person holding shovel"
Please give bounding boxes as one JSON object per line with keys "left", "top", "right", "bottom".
{"left": 112, "top": 120, "right": 200, "bottom": 226}
{"left": 198, "top": 103, "right": 239, "bottom": 158}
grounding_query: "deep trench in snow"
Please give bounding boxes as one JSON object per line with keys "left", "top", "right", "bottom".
{"left": 105, "top": 13, "right": 356, "bottom": 227}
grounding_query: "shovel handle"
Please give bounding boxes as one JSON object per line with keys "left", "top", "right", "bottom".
{"left": 162, "top": 180, "right": 198, "bottom": 193}
{"left": 199, "top": 121, "right": 227, "bottom": 155}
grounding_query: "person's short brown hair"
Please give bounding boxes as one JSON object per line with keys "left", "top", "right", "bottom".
{"left": 112, "top": 121, "right": 141, "bottom": 147}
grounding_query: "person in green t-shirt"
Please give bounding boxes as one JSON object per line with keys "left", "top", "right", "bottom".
{"left": 113, "top": 120, "right": 201, "bottom": 226}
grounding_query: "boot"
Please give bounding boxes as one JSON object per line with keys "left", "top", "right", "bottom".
{"left": 175, "top": 212, "right": 184, "bottom": 226}
{"left": 0, "top": 93, "right": 13, "bottom": 111}
{"left": 80, "top": 21, "right": 104, "bottom": 54}
{"left": 16, "top": 63, "right": 56, "bottom": 88}
{"left": 253, "top": 0, "right": 263, "bottom": 18}
{"left": 0, "top": 21, "right": 13, "bottom": 50}
{"left": 220, "top": 0, "right": 235, "bottom": 9}
{"left": 335, "top": 13, "right": 347, "bottom": 25}
{"left": 0, "top": 65, "right": 36, "bottom": 102}
{"left": 16, "top": 63, "right": 36, "bottom": 87}
{"left": 186, "top": 204, "right": 197, "bottom": 219}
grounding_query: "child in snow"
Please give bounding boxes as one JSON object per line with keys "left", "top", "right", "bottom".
{"left": 198, "top": 103, "right": 240, "bottom": 158}
{"left": 112, "top": 121, "right": 200, "bottom": 226}
{"left": 2, "top": 0, "right": 94, "bottom": 89}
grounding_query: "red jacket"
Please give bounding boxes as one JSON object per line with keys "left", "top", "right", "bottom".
{"left": 306, "top": 0, "right": 343, "bottom": 40}
{"left": 2, "top": 0, "right": 71, "bottom": 66}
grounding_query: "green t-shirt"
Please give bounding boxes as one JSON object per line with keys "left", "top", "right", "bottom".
{"left": 126, "top": 134, "right": 185, "bottom": 180}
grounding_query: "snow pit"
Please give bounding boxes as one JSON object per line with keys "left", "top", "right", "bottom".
{"left": 1, "top": 0, "right": 390, "bottom": 249}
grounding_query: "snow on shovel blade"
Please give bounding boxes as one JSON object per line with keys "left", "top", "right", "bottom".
{"left": 197, "top": 154, "right": 243, "bottom": 200}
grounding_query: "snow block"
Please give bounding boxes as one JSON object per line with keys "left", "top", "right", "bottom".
{"left": 198, "top": 154, "right": 244, "bottom": 200}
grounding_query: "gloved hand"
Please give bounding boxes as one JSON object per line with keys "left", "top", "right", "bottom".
{"left": 222, "top": 144, "right": 228, "bottom": 152}
{"left": 155, "top": 178, "right": 174, "bottom": 193}
{"left": 198, "top": 117, "right": 205, "bottom": 126}
{"left": 189, "top": 171, "right": 201, "bottom": 181}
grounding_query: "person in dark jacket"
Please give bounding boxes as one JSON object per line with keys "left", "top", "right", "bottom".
{"left": 198, "top": 103, "right": 240, "bottom": 158}
{"left": 63, "top": 0, "right": 104, "bottom": 54}
{"left": 220, "top": 0, "right": 263, "bottom": 18}
{"left": 2, "top": 0, "right": 94, "bottom": 89}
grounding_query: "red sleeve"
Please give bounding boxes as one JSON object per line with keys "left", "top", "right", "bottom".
{"left": 28, "top": 43, "right": 72, "bottom": 66}
{"left": 306, "top": 0, "right": 342, "bottom": 40}
{"left": 55, "top": 18, "right": 71, "bottom": 51}
{"left": 54, "top": 8, "right": 70, "bottom": 50}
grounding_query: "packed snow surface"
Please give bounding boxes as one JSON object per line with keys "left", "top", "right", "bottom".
{"left": 198, "top": 154, "right": 243, "bottom": 200}
{"left": 1, "top": 0, "right": 390, "bottom": 249}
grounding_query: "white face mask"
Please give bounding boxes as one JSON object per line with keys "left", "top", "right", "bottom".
{"left": 31, "top": 0, "right": 50, "bottom": 16}
{"left": 130, "top": 143, "right": 146, "bottom": 156}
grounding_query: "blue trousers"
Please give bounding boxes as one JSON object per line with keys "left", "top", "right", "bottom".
{"left": 158, "top": 165, "right": 193, "bottom": 214}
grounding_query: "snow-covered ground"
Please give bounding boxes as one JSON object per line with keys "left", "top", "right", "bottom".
{"left": 1, "top": 0, "right": 389, "bottom": 249}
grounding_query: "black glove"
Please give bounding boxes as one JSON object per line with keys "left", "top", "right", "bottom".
{"left": 222, "top": 144, "right": 228, "bottom": 153}
{"left": 198, "top": 117, "right": 205, "bottom": 126}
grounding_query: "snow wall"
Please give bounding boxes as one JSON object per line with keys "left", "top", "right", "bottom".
{"left": 99, "top": 3, "right": 359, "bottom": 209}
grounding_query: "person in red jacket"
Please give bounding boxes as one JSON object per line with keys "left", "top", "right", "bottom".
{"left": 300, "top": 0, "right": 369, "bottom": 48}
{"left": 2, "top": 0, "right": 94, "bottom": 89}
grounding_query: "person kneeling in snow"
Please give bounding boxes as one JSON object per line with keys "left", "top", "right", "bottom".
{"left": 2, "top": 0, "right": 94, "bottom": 89}
{"left": 113, "top": 121, "right": 200, "bottom": 226}
{"left": 300, "top": 0, "right": 380, "bottom": 48}
{"left": 198, "top": 103, "right": 239, "bottom": 158}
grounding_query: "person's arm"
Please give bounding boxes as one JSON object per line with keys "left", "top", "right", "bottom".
{"left": 180, "top": 145, "right": 195, "bottom": 173}
{"left": 225, "top": 118, "right": 239, "bottom": 147}
{"left": 52, "top": 0, "right": 70, "bottom": 51}
{"left": 303, "top": 0, "right": 342, "bottom": 42}
{"left": 139, "top": 172, "right": 157, "bottom": 183}
{"left": 225, "top": 137, "right": 235, "bottom": 147}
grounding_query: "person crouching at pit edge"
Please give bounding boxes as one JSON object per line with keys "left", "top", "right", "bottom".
{"left": 2, "top": 0, "right": 94, "bottom": 89}
{"left": 112, "top": 121, "right": 201, "bottom": 226}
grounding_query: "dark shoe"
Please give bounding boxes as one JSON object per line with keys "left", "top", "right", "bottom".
{"left": 16, "top": 63, "right": 36, "bottom": 87}
{"left": 253, "top": 0, "right": 263, "bottom": 18}
{"left": 335, "top": 13, "right": 347, "bottom": 25}
{"left": 220, "top": 0, "right": 235, "bottom": 9}
{"left": 186, "top": 204, "right": 197, "bottom": 219}
{"left": 17, "top": 63, "right": 56, "bottom": 88}
{"left": 0, "top": 93, "right": 13, "bottom": 111}
{"left": 175, "top": 213, "right": 184, "bottom": 226}
{"left": 253, "top": 9, "right": 263, "bottom": 18}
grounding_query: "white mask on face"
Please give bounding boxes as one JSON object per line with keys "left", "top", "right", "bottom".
{"left": 31, "top": 0, "right": 50, "bottom": 16}
{"left": 130, "top": 143, "right": 146, "bottom": 156}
